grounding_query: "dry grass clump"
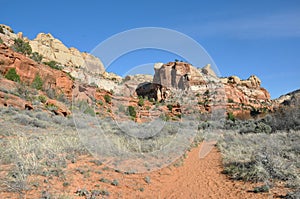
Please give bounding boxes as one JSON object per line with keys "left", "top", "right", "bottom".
{"left": 0, "top": 108, "right": 87, "bottom": 194}
{"left": 218, "top": 130, "right": 300, "bottom": 191}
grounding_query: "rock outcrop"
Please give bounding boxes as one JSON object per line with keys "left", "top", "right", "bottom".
{"left": 0, "top": 24, "right": 105, "bottom": 74}
{"left": 136, "top": 83, "right": 170, "bottom": 102}
{"left": 0, "top": 43, "right": 74, "bottom": 100}
{"left": 275, "top": 89, "right": 300, "bottom": 106}
{"left": 201, "top": 64, "right": 217, "bottom": 77}
{"left": 153, "top": 62, "right": 205, "bottom": 90}
{"left": 28, "top": 33, "right": 105, "bottom": 74}
{"left": 140, "top": 62, "right": 272, "bottom": 118}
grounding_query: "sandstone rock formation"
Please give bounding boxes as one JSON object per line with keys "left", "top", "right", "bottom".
{"left": 28, "top": 33, "right": 105, "bottom": 73}
{"left": 136, "top": 83, "right": 170, "bottom": 102}
{"left": 109, "top": 74, "right": 154, "bottom": 98}
{"left": 140, "top": 62, "right": 272, "bottom": 118}
{"left": 275, "top": 89, "right": 300, "bottom": 106}
{"left": 153, "top": 61, "right": 205, "bottom": 90}
{"left": 221, "top": 75, "right": 261, "bottom": 88}
{"left": 0, "top": 43, "right": 74, "bottom": 100}
{"left": 0, "top": 79, "right": 33, "bottom": 110}
{"left": 201, "top": 64, "right": 217, "bottom": 77}
{"left": 0, "top": 24, "right": 105, "bottom": 74}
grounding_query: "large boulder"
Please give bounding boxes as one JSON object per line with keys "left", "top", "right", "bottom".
{"left": 136, "top": 83, "right": 170, "bottom": 102}
{"left": 227, "top": 76, "right": 241, "bottom": 84}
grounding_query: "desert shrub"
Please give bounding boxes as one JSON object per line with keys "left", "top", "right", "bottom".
{"left": 31, "top": 74, "right": 43, "bottom": 90}
{"left": 227, "top": 112, "right": 235, "bottom": 122}
{"left": 227, "top": 98, "right": 234, "bottom": 103}
{"left": 127, "top": 106, "right": 136, "bottom": 118}
{"left": 77, "top": 100, "right": 95, "bottom": 116}
{"left": 30, "top": 52, "right": 43, "bottom": 63}
{"left": 238, "top": 120, "right": 256, "bottom": 134}
{"left": 284, "top": 191, "right": 300, "bottom": 199}
{"left": 0, "top": 121, "right": 88, "bottom": 192}
{"left": 104, "top": 94, "right": 111, "bottom": 103}
{"left": 43, "top": 60, "right": 62, "bottom": 70}
{"left": 167, "top": 104, "right": 173, "bottom": 111}
{"left": 0, "top": 26, "right": 4, "bottom": 34}
{"left": 13, "top": 113, "right": 48, "bottom": 128}
{"left": 138, "top": 96, "right": 144, "bottom": 107}
{"left": 267, "top": 107, "right": 300, "bottom": 132}
{"left": 118, "top": 104, "right": 125, "bottom": 112}
{"left": 0, "top": 37, "right": 3, "bottom": 44}
{"left": 35, "top": 112, "right": 50, "bottom": 121}
{"left": 253, "top": 185, "right": 270, "bottom": 193}
{"left": 111, "top": 179, "right": 119, "bottom": 186}
{"left": 45, "top": 88, "right": 56, "bottom": 99}
{"left": 198, "top": 121, "right": 210, "bottom": 130}
{"left": 12, "top": 38, "right": 32, "bottom": 56}
{"left": 255, "top": 122, "right": 272, "bottom": 134}
{"left": 160, "top": 113, "right": 170, "bottom": 121}
{"left": 38, "top": 95, "right": 47, "bottom": 103}
{"left": 46, "top": 104, "right": 58, "bottom": 112}
{"left": 250, "top": 106, "right": 261, "bottom": 118}
{"left": 90, "top": 82, "right": 98, "bottom": 88}
{"left": 97, "top": 100, "right": 103, "bottom": 106}
{"left": 5, "top": 68, "right": 20, "bottom": 82}
{"left": 144, "top": 176, "right": 151, "bottom": 184}
{"left": 56, "top": 93, "right": 68, "bottom": 104}
{"left": 219, "top": 131, "right": 300, "bottom": 189}
{"left": 99, "top": 178, "right": 110, "bottom": 183}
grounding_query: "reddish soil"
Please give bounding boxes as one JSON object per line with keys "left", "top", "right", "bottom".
{"left": 0, "top": 142, "right": 288, "bottom": 199}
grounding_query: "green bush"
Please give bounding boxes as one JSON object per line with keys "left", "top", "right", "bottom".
{"left": 227, "top": 98, "right": 234, "bottom": 103}
{"left": 255, "top": 122, "right": 272, "bottom": 134}
{"left": 160, "top": 113, "right": 170, "bottom": 121}
{"left": 5, "top": 68, "right": 20, "bottom": 82}
{"left": 167, "top": 104, "right": 173, "bottom": 111}
{"left": 30, "top": 52, "right": 43, "bottom": 63}
{"left": 227, "top": 112, "right": 235, "bottom": 122}
{"left": 43, "top": 60, "right": 62, "bottom": 70}
{"left": 32, "top": 74, "right": 43, "bottom": 90}
{"left": 127, "top": 106, "right": 136, "bottom": 118}
{"left": 138, "top": 97, "right": 144, "bottom": 107}
{"left": 38, "top": 95, "right": 47, "bottom": 103}
{"left": 12, "top": 38, "right": 32, "bottom": 56}
{"left": 104, "top": 94, "right": 111, "bottom": 103}
{"left": 111, "top": 179, "right": 119, "bottom": 186}
{"left": 0, "top": 37, "right": 3, "bottom": 44}
{"left": 0, "top": 26, "right": 4, "bottom": 34}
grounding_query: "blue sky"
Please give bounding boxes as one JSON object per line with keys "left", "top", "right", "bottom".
{"left": 2, "top": 0, "right": 300, "bottom": 98}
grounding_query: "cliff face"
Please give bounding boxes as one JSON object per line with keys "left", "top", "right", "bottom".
{"left": 144, "top": 62, "right": 272, "bottom": 118}
{"left": 28, "top": 33, "right": 105, "bottom": 74}
{"left": 0, "top": 24, "right": 105, "bottom": 74}
{"left": 0, "top": 44, "right": 74, "bottom": 98}
{"left": 0, "top": 43, "right": 74, "bottom": 116}
{"left": 153, "top": 62, "right": 205, "bottom": 90}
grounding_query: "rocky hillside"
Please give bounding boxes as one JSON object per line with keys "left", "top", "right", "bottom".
{"left": 0, "top": 24, "right": 283, "bottom": 120}
{"left": 0, "top": 24, "right": 105, "bottom": 73}
{"left": 138, "top": 61, "right": 272, "bottom": 118}
{"left": 275, "top": 89, "right": 300, "bottom": 107}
